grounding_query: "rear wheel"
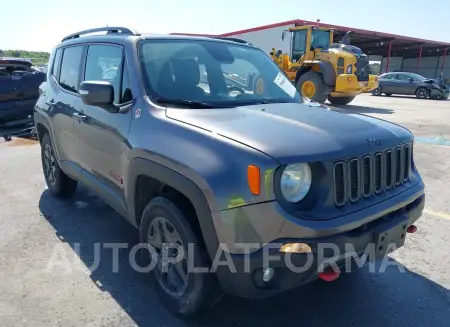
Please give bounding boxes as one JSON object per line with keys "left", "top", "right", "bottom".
{"left": 41, "top": 133, "right": 77, "bottom": 198}
{"left": 415, "top": 87, "right": 429, "bottom": 99}
{"left": 296, "top": 72, "right": 328, "bottom": 103}
{"left": 140, "top": 197, "right": 221, "bottom": 316}
{"left": 372, "top": 87, "right": 382, "bottom": 96}
{"left": 327, "top": 95, "right": 356, "bottom": 105}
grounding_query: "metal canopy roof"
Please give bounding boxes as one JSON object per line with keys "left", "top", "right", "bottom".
{"left": 218, "top": 19, "right": 450, "bottom": 59}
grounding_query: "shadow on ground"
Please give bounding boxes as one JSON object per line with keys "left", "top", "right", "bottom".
{"left": 39, "top": 187, "right": 450, "bottom": 327}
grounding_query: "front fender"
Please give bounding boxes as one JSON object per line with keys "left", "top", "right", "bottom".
{"left": 126, "top": 157, "right": 221, "bottom": 261}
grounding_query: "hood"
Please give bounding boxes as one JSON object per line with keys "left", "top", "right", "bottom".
{"left": 166, "top": 103, "right": 413, "bottom": 164}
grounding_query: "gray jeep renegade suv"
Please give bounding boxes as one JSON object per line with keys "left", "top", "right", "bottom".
{"left": 35, "top": 27, "right": 425, "bottom": 316}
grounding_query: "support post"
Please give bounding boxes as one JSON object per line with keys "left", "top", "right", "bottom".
{"left": 441, "top": 48, "right": 447, "bottom": 78}
{"left": 417, "top": 45, "right": 422, "bottom": 73}
{"left": 385, "top": 40, "right": 393, "bottom": 73}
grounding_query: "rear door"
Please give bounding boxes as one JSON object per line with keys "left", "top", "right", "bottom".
{"left": 47, "top": 45, "right": 84, "bottom": 171}
{"left": 0, "top": 69, "right": 22, "bottom": 121}
{"left": 380, "top": 73, "right": 397, "bottom": 94}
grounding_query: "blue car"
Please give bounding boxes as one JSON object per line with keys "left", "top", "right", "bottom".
{"left": 372, "top": 72, "right": 449, "bottom": 100}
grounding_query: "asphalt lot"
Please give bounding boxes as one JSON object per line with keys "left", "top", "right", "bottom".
{"left": 0, "top": 94, "right": 449, "bottom": 327}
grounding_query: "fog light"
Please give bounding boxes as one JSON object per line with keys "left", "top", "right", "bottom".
{"left": 279, "top": 243, "right": 312, "bottom": 253}
{"left": 262, "top": 268, "right": 274, "bottom": 283}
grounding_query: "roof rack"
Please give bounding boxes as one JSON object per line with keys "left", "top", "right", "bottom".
{"left": 212, "top": 37, "right": 252, "bottom": 45}
{"left": 61, "top": 26, "right": 138, "bottom": 42}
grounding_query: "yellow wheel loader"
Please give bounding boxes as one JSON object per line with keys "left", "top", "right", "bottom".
{"left": 270, "top": 25, "right": 379, "bottom": 105}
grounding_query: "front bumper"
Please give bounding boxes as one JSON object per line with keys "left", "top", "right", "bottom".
{"left": 213, "top": 181, "right": 425, "bottom": 299}
{"left": 430, "top": 88, "right": 449, "bottom": 99}
{"left": 333, "top": 74, "right": 379, "bottom": 96}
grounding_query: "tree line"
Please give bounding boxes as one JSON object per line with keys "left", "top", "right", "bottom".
{"left": 1, "top": 49, "right": 49, "bottom": 59}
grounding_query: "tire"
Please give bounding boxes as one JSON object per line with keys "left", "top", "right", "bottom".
{"left": 415, "top": 87, "right": 430, "bottom": 99}
{"left": 327, "top": 95, "right": 355, "bottom": 105}
{"left": 371, "top": 87, "right": 382, "bottom": 96}
{"left": 384, "top": 93, "right": 392, "bottom": 96}
{"left": 296, "top": 71, "right": 328, "bottom": 103}
{"left": 139, "top": 197, "right": 221, "bottom": 316}
{"left": 41, "top": 133, "right": 77, "bottom": 198}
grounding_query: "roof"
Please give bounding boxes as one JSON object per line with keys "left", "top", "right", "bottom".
{"left": 173, "top": 19, "right": 450, "bottom": 58}
{"left": 0, "top": 57, "right": 32, "bottom": 66}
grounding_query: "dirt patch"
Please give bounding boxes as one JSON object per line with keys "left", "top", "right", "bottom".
{"left": 5, "top": 137, "right": 39, "bottom": 146}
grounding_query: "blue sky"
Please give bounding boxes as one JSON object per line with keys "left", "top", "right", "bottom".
{"left": 3, "top": 0, "right": 450, "bottom": 52}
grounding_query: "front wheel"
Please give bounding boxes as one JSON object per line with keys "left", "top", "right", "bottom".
{"left": 415, "top": 87, "right": 430, "bottom": 99}
{"left": 41, "top": 133, "right": 77, "bottom": 198}
{"left": 327, "top": 95, "right": 356, "bottom": 105}
{"left": 296, "top": 72, "right": 328, "bottom": 103}
{"left": 140, "top": 197, "right": 221, "bottom": 316}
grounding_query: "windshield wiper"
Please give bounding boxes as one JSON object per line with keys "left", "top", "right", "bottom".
{"left": 153, "top": 97, "right": 217, "bottom": 109}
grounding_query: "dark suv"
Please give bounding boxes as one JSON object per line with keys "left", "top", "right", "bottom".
{"left": 0, "top": 57, "right": 45, "bottom": 123}
{"left": 35, "top": 27, "right": 425, "bottom": 316}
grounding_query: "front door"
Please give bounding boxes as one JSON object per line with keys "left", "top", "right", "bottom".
{"left": 73, "top": 44, "right": 133, "bottom": 210}
{"left": 395, "top": 73, "right": 417, "bottom": 95}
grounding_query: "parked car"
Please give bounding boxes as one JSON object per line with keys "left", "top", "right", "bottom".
{"left": 372, "top": 72, "right": 449, "bottom": 99}
{"left": 0, "top": 57, "right": 46, "bottom": 124}
{"left": 35, "top": 27, "right": 425, "bottom": 316}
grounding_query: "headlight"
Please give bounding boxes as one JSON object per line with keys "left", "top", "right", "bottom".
{"left": 346, "top": 64, "right": 353, "bottom": 74}
{"left": 432, "top": 83, "right": 441, "bottom": 89}
{"left": 280, "top": 163, "right": 312, "bottom": 203}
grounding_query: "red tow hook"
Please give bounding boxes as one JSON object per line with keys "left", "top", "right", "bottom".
{"left": 318, "top": 267, "right": 340, "bottom": 282}
{"left": 407, "top": 225, "right": 418, "bottom": 233}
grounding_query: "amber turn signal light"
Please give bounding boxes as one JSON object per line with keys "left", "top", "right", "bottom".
{"left": 247, "top": 165, "right": 260, "bottom": 195}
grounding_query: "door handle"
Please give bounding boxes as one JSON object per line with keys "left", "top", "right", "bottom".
{"left": 73, "top": 112, "right": 87, "bottom": 122}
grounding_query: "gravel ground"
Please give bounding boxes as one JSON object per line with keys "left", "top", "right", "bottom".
{"left": 0, "top": 94, "right": 449, "bottom": 327}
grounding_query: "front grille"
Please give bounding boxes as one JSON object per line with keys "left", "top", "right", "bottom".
{"left": 333, "top": 144, "right": 412, "bottom": 206}
{"left": 355, "top": 57, "right": 370, "bottom": 82}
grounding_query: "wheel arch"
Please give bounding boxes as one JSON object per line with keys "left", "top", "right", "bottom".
{"left": 126, "top": 157, "right": 220, "bottom": 261}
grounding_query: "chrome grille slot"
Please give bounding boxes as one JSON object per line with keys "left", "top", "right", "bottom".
{"left": 403, "top": 145, "right": 410, "bottom": 181}
{"left": 374, "top": 153, "right": 384, "bottom": 193}
{"left": 395, "top": 147, "right": 403, "bottom": 185}
{"left": 385, "top": 150, "right": 393, "bottom": 189}
{"left": 349, "top": 158, "right": 360, "bottom": 202}
{"left": 362, "top": 155, "right": 372, "bottom": 198}
{"left": 333, "top": 162, "right": 346, "bottom": 206}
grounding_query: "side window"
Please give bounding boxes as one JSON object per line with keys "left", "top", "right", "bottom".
{"left": 59, "top": 46, "right": 83, "bottom": 93}
{"left": 84, "top": 44, "right": 123, "bottom": 103}
{"left": 51, "top": 49, "right": 62, "bottom": 80}
{"left": 120, "top": 63, "right": 133, "bottom": 103}
{"left": 397, "top": 74, "right": 411, "bottom": 81}
{"left": 292, "top": 30, "right": 307, "bottom": 61}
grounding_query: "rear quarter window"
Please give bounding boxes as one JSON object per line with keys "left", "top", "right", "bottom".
{"left": 51, "top": 49, "right": 63, "bottom": 80}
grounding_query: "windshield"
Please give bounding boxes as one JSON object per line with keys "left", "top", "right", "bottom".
{"left": 408, "top": 73, "right": 428, "bottom": 81}
{"left": 311, "top": 30, "right": 330, "bottom": 50}
{"left": 138, "top": 39, "right": 302, "bottom": 108}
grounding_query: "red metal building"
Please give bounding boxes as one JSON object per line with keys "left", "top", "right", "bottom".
{"left": 172, "top": 19, "right": 450, "bottom": 79}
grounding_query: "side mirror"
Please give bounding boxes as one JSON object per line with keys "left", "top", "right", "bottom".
{"left": 79, "top": 81, "right": 117, "bottom": 112}
{"left": 281, "top": 30, "right": 287, "bottom": 41}
{"left": 408, "top": 77, "right": 414, "bottom": 82}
